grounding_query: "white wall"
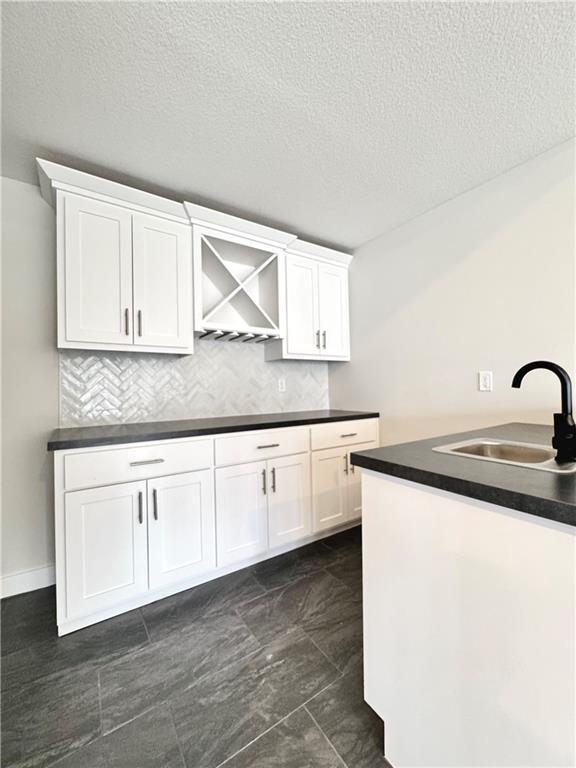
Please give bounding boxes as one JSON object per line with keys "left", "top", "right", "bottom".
{"left": 1, "top": 177, "right": 60, "bottom": 593}
{"left": 330, "top": 140, "right": 576, "bottom": 445}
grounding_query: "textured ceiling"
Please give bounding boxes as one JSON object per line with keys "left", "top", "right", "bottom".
{"left": 2, "top": 1, "right": 575, "bottom": 249}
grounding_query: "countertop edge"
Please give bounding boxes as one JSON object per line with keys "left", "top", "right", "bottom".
{"left": 48, "top": 411, "right": 380, "bottom": 451}
{"left": 350, "top": 452, "right": 576, "bottom": 528}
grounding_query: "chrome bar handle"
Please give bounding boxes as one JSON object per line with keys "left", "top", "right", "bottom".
{"left": 129, "top": 458, "right": 165, "bottom": 467}
{"left": 257, "top": 443, "right": 280, "bottom": 450}
{"left": 137, "top": 310, "right": 143, "bottom": 337}
{"left": 322, "top": 330, "right": 327, "bottom": 349}
{"left": 138, "top": 491, "right": 143, "bottom": 524}
{"left": 124, "top": 308, "right": 130, "bottom": 336}
{"left": 271, "top": 467, "right": 276, "bottom": 493}
{"left": 340, "top": 433, "right": 358, "bottom": 438}
{"left": 315, "top": 330, "right": 321, "bottom": 349}
{"left": 344, "top": 454, "right": 349, "bottom": 475}
{"left": 152, "top": 488, "right": 158, "bottom": 521}
{"left": 262, "top": 469, "right": 267, "bottom": 495}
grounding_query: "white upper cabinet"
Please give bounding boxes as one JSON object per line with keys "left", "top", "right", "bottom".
{"left": 285, "top": 254, "right": 320, "bottom": 356}
{"left": 37, "top": 159, "right": 194, "bottom": 355}
{"left": 318, "top": 262, "right": 349, "bottom": 358}
{"left": 266, "top": 239, "right": 351, "bottom": 362}
{"left": 132, "top": 213, "right": 192, "bottom": 349}
{"left": 64, "top": 195, "right": 134, "bottom": 346}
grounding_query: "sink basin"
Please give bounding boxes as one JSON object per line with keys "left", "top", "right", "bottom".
{"left": 434, "top": 438, "right": 576, "bottom": 473}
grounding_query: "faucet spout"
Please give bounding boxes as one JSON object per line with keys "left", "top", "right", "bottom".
{"left": 512, "top": 360, "right": 576, "bottom": 464}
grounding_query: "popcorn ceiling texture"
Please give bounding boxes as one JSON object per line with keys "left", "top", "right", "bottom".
{"left": 59, "top": 341, "right": 329, "bottom": 427}
{"left": 3, "top": 2, "right": 574, "bottom": 249}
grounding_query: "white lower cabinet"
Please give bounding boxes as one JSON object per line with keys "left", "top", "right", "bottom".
{"left": 267, "top": 453, "right": 311, "bottom": 548}
{"left": 148, "top": 470, "right": 215, "bottom": 590}
{"left": 311, "top": 448, "right": 348, "bottom": 532}
{"left": 55, "top": 418, "right": 379, "bottom": 634}
{"left": 64, "top": 481, "right": 149, "bottom": 619}
{"left": 312, "top": 441, "right": 378, "bottom": 532}
{"left": 215, "top": 461, "right": 269, "bottom": 566}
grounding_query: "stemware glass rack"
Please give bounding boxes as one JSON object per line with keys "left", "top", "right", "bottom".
{"left": 193, "top": 227, "right": 284, "bottom": 341}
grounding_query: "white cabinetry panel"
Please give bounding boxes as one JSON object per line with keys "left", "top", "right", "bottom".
{"left": 215, "top": 461, "right": 268, "bottom": 566}
{"left": 347, "top": 441, "right": 378, "bottom": 521}
{"left": 64, "top": 481, "right": 148, "bottom": 619}
{"left": 148, "top": 470, "right": 215, "bottom": 589}
{"left": 318, "top": 263, "right": 349, "bottom": 358}
{"left": 285, "top": 255, "right": 320, "bottom": 356}
{"left": 64, "top": 195, "right": 133, "bottom": 345}
{"left": 132, "top": 213, "right": 192, "bottom": 349}
{"left": 312, "top": 447, "right": 348, "bottom": 532}
{"left": 268, "top": 454, "right": 312, "bottom": 548}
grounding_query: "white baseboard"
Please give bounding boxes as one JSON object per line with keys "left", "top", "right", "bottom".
{"left": 0, "top": 564, "right": 56, "bottom": 599}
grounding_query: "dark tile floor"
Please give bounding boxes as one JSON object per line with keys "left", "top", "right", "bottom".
{"left": 1, "top": 526, "right": 389, "bottom": 768}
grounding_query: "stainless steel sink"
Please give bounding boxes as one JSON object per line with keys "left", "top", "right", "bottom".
{"left": 434, "top": 438, "right": 576, "bottom": 473}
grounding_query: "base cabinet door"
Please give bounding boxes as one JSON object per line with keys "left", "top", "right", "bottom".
{"left": 347, "top": 441, "right": 378, "bottom": 522}
{"left": 215, "top": 461, "right": 268, "bottom": 567}
{"left": 148, "top": 470, "right": 215, "bottom": 590}
{"left": 64, "top": 481, "right": 148, "bottom": 619}
{"left": 312, "top": 448, "right": 348, "bottom": 532}
{"left": 268, "top": 454, "right": 312, "bottom": 548}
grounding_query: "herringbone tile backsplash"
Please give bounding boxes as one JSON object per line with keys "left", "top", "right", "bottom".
{"left": 59, "top": 340, "right": 329, "bottom": 426}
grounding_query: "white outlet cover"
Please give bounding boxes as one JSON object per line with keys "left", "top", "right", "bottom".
{"left": 278, "top": 377, "right": 286, "bottom": 393}
{"left": 478, "top": 371, "right": 494, "bottom": 392}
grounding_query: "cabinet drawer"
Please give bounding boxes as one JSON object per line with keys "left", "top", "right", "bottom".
{"left": 215, "top": 427, "right": 309, "bottom": 466}
{"left": 63, "top": 439, "right": 213, "bottom": 491}
{"left": 311, "top": 419, "right": 378, "bottom": 451}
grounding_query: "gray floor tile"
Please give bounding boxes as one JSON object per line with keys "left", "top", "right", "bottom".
{"left": 253, "top": 541, "right": 337, "bottom": 591}
{"left": 1, "top": 665, "right": 100, "bottom": 768}
{"left": 5, "top": 609, "right": 150, "bottom": 689}
{"left": 141, "top": 569, "right": 264, "bottom": 641}
{"left": 223, "top": 708, "right": 345, "bottom": 768}
{"left": 100, "top": 610, "right": 260, "bottom": 732}
{"left": 237, "top": 570, "right": 362, "bottom": 648}
{"left": 307, "top": 614, "right": 364, "bottom": 674}
{"left": 1, "top": 587, "right": 56, "bottom": 656}
{"left": 327, "top": 551, "right": 363, "bottom": 592}
{"left": 306, "top": 670, "right": 389, "bottom": 768}
{"left": 170, "top": 629, "right": 339, "bottom": 768}
{"left": 322, "top": 526, "right": 362, "bottom": 557}
{"left": 49, "top": 706, "right": 184, "bottom": 768}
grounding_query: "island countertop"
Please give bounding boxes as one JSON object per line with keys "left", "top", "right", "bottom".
{"left": 351, "top": 422, "right": 576, "bottom": 528}
{"left": 47, "top": 409, "right": 380, "bottom": 451}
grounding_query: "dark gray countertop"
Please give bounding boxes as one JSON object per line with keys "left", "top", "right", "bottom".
{"left": 48, "top": 409, "right": 380, "bottom": 451}
{"left": 351, "top": 422, "right": 576, "bottom": 528}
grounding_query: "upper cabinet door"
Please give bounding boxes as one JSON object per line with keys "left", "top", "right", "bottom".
{"left": 64, "top": 194, "right": 133, "bottom": 345}
{"left": 132, "top": 214, "right": 193, "bottom": 349}
{"left": 318, "top": 263, "right": 350, "bottom": 359}
{"left": 285, "top": 255, "right": 320, "bottom": 356}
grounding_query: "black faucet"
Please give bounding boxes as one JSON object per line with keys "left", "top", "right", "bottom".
{"left": 512, "top": 360, "right": 576, "bottom": 464}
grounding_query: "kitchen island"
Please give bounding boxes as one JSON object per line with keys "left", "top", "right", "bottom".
{"left": 352, "top": 423, "right": 576, "bottom": 768}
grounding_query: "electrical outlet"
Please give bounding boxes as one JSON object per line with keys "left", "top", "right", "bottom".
{"left": 478, "top": 370, "right": 493, "bottom": 392}
{"left": 278, "top": 377, "right": 286, "bottom": 393}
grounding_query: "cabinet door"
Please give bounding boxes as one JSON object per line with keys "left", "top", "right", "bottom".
{"left": 64, "top": 194, "right": 133, "bottom": 345}
{"left": 346, "top": 441, "right": 378, "bottom": 522}
{"left": 318, "top": 262, "right": 349, "bottom": 358}
{"left": 285, "top": 255, "right": 320, "bottom": 356}
{"left": 64, "top": 481, "right": 148, "bottom": 619}
{"left": 268, "top": 454, "right": 312, "bottom": 549}
{"left": 132, "top": 214, "right": 193, "bottom": 349}
{"left": 148, "top": 470, "right": 215, "bottom": 590}
{"left": 215, "top": 461, "right": 268, "bottom": 567}
{"left": 311, "top": 448, "right": 348, "bottom": 533}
